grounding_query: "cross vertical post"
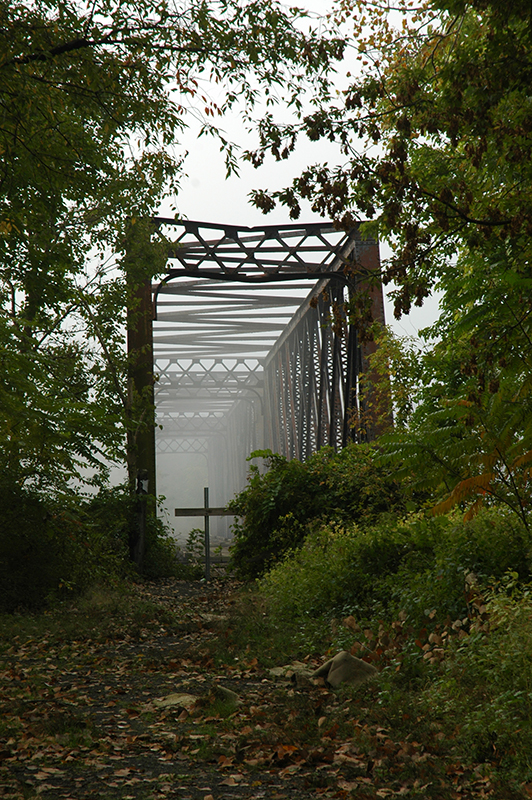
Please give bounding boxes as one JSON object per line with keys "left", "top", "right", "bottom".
{"left": 204, "top": 486, "right": 211, "bottom": 581}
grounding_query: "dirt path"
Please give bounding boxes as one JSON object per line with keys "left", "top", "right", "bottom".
{"left": 0, "top": 579, "right": 510, "bottom": 800}
{"left": 1, "top": 580, "right": 330, "bottom": 800}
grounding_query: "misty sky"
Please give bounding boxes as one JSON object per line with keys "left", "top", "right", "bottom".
{"left": 158, "top": 98, "right": 441, "bottom": 343}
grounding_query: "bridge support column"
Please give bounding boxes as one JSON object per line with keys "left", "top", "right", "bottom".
{"left": 124, "top": 221, "right": 158, "bottom": 569}
{"left": 356, "top": 240, "right": 392, "bottom": 440}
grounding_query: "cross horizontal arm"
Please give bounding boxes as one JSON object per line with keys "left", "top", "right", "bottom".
{"left": 174, "top": 507, "right": 235, "bottom": 516}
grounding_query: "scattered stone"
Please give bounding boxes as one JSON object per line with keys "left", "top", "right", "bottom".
{"left": 153, "top": 692, "right": 198, "bottom": 709}
{"left": 268, "top": 661, "right": 314, "bottom": 681}
{"left": 212, "top": 684, "right": 240, "bottom": 706}
{"left": 312, "top": 650, "right": 378, "bottom": 688}
{"left": 198, "top": 613, "right": 230, "bottom": 628}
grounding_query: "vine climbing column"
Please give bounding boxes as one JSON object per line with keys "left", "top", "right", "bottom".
{"left": 124, "top": 220, "right": 159, "bottom": 568}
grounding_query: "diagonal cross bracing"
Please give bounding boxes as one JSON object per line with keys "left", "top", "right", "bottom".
{"left": 154, "top": 219, "right": 354, "bottom": 278}
{"left": 148, "top": 220, "right": 385, "bottom": 511}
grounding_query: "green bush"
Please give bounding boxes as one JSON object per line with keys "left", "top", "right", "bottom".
{"left": 0, "top": 482, "right": 183, "bottom": 612}
{"left": 423, "top": 586, "right": 532, "bottom": 781}
{"left": 259, "top": 508, "right": 532, "bottom": 632}
{"left": 260, "top": 516, "right": 425, "bottom": 625}
{"left": 84, "top": 484, "right": 185, "bottom": 580}
{"left": 0, "top": 482, "right": 128, "bottom": 612}
{"left": 228, "top": 444, "right": 409, "bottom": 578}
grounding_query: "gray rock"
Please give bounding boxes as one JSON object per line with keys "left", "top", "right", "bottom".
{"left": 312, "top": 650, "right": 378, "bottom": 688}
{"left": 153, "top": 692, "right": 198, "bottom": 709}
{"left": 268, "top": 661, "right": 314, "bottom": 681}
{"left": 212, "top": 684, "right": 240, "bottom": 705}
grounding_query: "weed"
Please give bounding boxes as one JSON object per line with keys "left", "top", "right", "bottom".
{"left": 0, "top": 583, "right": 182, "bottom": 651}
{"left": 207, "top": 550, "right": 532, "bottom": 793}
{"left": 30, "top": 709, "right": 95, "bottom": 739}
{"left": 0, "top": 483, "right": 189, "bottom": 613}
{"left": 423, "top": 589, "right": 532, "bottom": 783}
{"left": 258, "top": 507, "right": 532, "bottom": 638}
{"left": 208, "top": 697, "right": 238, "bottom": 718}
{"left": 229, "top": 444, "right": 410, "bottom": 578}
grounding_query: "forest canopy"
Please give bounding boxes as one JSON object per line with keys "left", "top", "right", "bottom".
{"left": 0, "top": 0, "right": 343, "bottom": 493}
{"left": 251, "top": 0, "right": 532, "bottom": 526}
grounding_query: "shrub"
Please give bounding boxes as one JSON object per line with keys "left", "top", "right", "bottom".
{"left": 228, "top": 443, "right": 409, "bottom": 578}
{"left": 259, "top": 508, "right": 532, "bottom": 632}
{"left": 0, "top": 482, "right": 183, "bottom": 612}
{"left": 0, "top": 482, "right": 127, "bottom": 612}
{"left": 423, "top": 585, "right": 532, "bottom": 781}
{"left": 83, "top": 484, "right": 185, "bottom": 580}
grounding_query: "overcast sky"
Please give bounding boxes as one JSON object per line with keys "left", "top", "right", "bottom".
{"left": 146, "top": 6, "right": 443, "bottom": 527}
{"left": 157, "top": 100, "right": 441, "bottom": 343}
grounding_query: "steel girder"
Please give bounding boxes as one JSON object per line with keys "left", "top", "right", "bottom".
{"left": 150, "top": 220, "right": 384, "bottom": 503}
{"left": 263, "top": 279, "right": 360, "bottom": 459}
{"left": 153, "top": 219, "right": 360, "bottom": 282}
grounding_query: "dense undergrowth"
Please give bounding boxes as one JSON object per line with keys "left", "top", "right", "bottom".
{"left": 259, "top": 508, "right": 531, "bottom": 630}
{"left": 218, "top": 553, "right": 532, "bottom": 792}
{"left": 221, "top": 446, "right": 532, "bottom": 792}
{"left": 229, "top": 444, "right": 411, "bottom": 579}
{"left": 0, "top": 482, "right": 186, "bottom": 612}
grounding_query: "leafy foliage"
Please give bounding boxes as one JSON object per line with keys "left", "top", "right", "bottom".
{"left": 424, "top": 583, "right": 532, "bottom": 780}
{"left": 0, "top": 318, "right": 124, "bottom": 493}
{"left": 361, "top": 325, "right": 532, "bottom": 527}
{"left": 0, "top": 0, "right": 344, "bottom": 495}
{"left": 0, "top": 482, "right": 183, "bottom": 612}
{"left": 228, "top": 444, "right": 409, "bottom": 578}
{"left": 259, "top": 509, "right": 532, "bottom": 631}
{"left": 251, "top": 0, "right": 532, "bottom": 314}
{"left": 0, "top": 483, "right": 123, "bottom": 612}
{"left": 248, "top": 0, "right": 532, "bottom": 525}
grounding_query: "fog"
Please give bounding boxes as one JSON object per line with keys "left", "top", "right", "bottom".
{"left": 125, "top": 18, "right": 443, "bottom": 545}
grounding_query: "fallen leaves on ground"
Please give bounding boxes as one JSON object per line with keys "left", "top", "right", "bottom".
{"left": 0, "top": 579, "right": 521, "bottom": 799}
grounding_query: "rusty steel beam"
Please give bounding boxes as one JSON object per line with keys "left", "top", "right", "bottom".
{"left": 132, "top": 220, "right": 388, "bottom": 508}
{"left": 262, "top": 237, "right": 385, "bottom": 458}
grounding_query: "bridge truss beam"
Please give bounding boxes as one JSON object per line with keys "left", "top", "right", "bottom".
{"left": 130, "top": 219, "right": 386, "bottom": 509}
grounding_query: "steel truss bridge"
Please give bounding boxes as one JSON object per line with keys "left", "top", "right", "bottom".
{"left": 144, "top": 219, "right": 386, "bottom": 515}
